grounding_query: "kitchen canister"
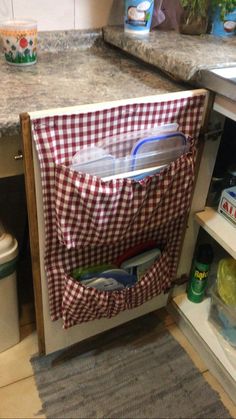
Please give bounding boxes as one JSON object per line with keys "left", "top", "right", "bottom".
{"left": 0, "top": 230, "right": 19, "bottom": 352}
{"left": 124, "top": 0, "right": 154, "bottom": 35}
{"left": 0, "top": 19, "right": 37, "bottom": 66}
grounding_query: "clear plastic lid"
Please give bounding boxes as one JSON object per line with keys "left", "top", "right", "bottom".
{"left": 71, "top": 154, "right": 116, "bottom": 177}
{"left": 100, "top": 123, "right": 180, "bottom": 157}
{"left": 71, "top": 147, "right": 108, "bottom": 165}
{"left": 69, "top": 124, "right": 189, "bottom": 180}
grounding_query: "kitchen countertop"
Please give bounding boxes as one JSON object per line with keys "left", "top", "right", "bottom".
{"left": 2, "top": 26, "right": 236, "bottom": 139}
{"left": 103, "top": 26, "right": 236, "bottom": 100}
{"left": 0, "top": 30, "right": 184, "bottom": 138}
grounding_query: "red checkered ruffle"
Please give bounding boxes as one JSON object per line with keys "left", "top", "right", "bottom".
{"left": 62, "top": 247, "right": 170, "bottom": 328}
{"left": 54, "top": 141, "right": 194, "bottom": 249}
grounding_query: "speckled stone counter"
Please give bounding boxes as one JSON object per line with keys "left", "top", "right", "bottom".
{"left": 103, "top": 26, "right": 236, "bottom": 82}
{"left": 0, "top": 30, "right": 185, "bottom": 138}
{"left": 38, "top": 29, "right": 103, "bottom": 51}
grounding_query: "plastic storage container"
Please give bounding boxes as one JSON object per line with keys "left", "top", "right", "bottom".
{"left": 0, "top": 230, "right": 19, "bottom": 352}
{"left": 70, "top": 125, "right": 189, "bottom": 180}
{"left": 217, "top": 258, "right": 236, "bottom": 306}
{"left": 209, "top": 286, "right": 236, "bottom": 347}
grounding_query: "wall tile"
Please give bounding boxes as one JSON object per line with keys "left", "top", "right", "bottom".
{"left": 13, "top": 0, "right": 75, "bottom": 31}
{"left": 75, "top": 0, "right": 123, "bottom": 30}
{"left": 1, "top": 0, "right": 123, "bottom": 31}
{"left": 0, "top": 0, "right": 13, "bottom": 19}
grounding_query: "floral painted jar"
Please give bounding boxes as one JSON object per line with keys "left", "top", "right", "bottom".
{"left": 0, "top": 19, "right": 37, "bottom": 66}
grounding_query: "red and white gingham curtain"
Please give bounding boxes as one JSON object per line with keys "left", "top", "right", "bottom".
{"left": 31, "top": 94, "right": 206, "bottom": 328}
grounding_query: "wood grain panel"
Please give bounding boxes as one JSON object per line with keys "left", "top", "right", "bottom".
{"left": 20, "top": 113, "right": 45, "bottom": 355}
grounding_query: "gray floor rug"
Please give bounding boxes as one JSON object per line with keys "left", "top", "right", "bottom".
{"left": 31, "top": 313, "right": 232, "bottom": 419}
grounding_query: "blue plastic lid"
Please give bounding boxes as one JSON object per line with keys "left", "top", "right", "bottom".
{"left": 131, "top": 132, "right": 187, "bottom": 157}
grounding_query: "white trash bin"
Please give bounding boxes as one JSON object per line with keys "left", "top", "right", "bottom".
{"left": 0, "top": 231, "right": 19, "bottom": 352}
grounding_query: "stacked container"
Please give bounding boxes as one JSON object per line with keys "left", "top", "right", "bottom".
{"left": 0, "top": 228, "right": 19, "bottom": 352}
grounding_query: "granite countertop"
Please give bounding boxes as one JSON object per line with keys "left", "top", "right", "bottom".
{"left": 0, "top": 30, "right": 184, "bottom": 138}
{"left": 103, "top": 26, "right": 236, "bottom": 99}
{"left": 103, "top": 26, "right": 236, "bottom": 81}
{"left": 2, "top": 27, "right": 236, "bottom": 139}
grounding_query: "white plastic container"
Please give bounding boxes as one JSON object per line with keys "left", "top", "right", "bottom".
{"left": 209, "top": 286, "right": 236, "bottom": 345}
{"left": 209, "top": 286, "right": 236, "bottom": 368}
{"left": 124, "top": 0, "right": 154, "bottom": 35}
{"left": 0, "top": 231, "right": 19, "bottom": 352}
{"left": 218, "top": 186, "right": 236, "bottom": 227}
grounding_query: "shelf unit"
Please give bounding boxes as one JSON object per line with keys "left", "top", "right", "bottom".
{"left": 172, "top": 201, "right": 236, "bottom": 405}
{"left": 169, "top": 294, "right": 236, "bottom": 404}
{"left": 193, "top": 205, "right": 236, "bottom": 398}
{"left": 171, "top": 94, "right": 236, "bottom": 404}
{"left": 195, "top": 207, "right": 236, "bottom": 259}
{"left": 172, "top": 207, "right": 236, "bottom": 403}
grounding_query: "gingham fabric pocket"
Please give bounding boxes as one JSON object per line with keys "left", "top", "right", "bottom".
{"left": 61, "top": 247, "right": 170, "bottom": 328}
{"left": 54, "top": 148, "right": 194, "bottom": 249}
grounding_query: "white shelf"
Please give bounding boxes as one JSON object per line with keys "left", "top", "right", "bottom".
{"left": 169, "top": 294, "right": 236, "bottom": 404}
{"left": 214, "top": 94, "right": 236, "bottom": 122}
{"left": 195, "top": 207, "right": 236, "bottom": 259}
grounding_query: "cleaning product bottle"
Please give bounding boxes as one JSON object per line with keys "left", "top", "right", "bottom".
{"left": 187, "top": 244, "right": 214, "bottom": 303}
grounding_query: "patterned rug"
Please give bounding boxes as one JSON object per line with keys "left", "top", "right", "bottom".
{"left": 31, "top": 313, "right": 231, "bottom": 418}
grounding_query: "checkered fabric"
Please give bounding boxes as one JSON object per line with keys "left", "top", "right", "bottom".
{"left": 31, "top": 94, "right": 206, "bottom": 328}
{"left": 54, "top": 147, "right": 194, "bottom": 248}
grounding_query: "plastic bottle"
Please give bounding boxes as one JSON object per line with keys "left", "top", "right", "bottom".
{"left": 187, "top": 244, "right": 214, "bottom": 303}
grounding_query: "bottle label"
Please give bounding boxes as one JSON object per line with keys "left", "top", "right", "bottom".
{"left": 187, "top": 267, "right": 209, "bottom": 302}
{"left": 124, "top": 0, "right": 154, "bottom": 33}
{"left": 194, "top": 269, "right": 208, "bottom": 282}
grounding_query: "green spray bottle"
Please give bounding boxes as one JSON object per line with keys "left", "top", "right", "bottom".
{"left": 187, "top": 244, "right": 214, "bottom": 303}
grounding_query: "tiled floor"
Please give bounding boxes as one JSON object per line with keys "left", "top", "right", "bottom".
{"left": 0, "top": 306, "right": 236, "bottom": 419}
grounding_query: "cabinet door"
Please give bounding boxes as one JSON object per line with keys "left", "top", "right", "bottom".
{"left": 22, "top": 89, "right": 209, "bottom": 354}
{"left": 0, "top": 134, "right": 23, "bottom": 178}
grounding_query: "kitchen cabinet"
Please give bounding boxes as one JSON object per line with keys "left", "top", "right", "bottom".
{"left": 171, "top": 94, "right": 236, "bottom": 404}
{"left": 0, "top": 134, "right": 23, "bottom": 179}
{"left": 0, "top": 135, "right": 30, "bottom": 313}
{"left": 21, "top": 89, "right": 209, "bottom": 355}
{"left": 1, "top": 25, "right": 235, "bottom": 402}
